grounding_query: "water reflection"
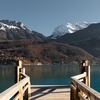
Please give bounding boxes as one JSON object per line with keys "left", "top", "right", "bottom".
{"left": 1, "top": 64, "right": 100, "bottom": 93}
{"left": 90, "top": 65, "right": 100, "bottom": 92}
{"left": 24, "top": 64, "right": 79, "bottom": 85}
{"left": 0, "top": 64, "right": 15, "bottom": 92}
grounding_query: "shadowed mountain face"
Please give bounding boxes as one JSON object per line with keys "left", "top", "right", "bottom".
{"left": 69, "top": 36, "right": 100, "bottom": 58}
{"left": 51, "top": 23, "right": 100, "bottom": 43}
{"left": 0, "top": 40, "right": 98, "bottom": 64}
{"left": 0, "top": 20, "right": 46, "bottom": 41}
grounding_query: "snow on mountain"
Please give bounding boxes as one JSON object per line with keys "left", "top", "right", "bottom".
{"left": 0, "top": 20, "right": 46, "bottom": 41}
{"left": 51, "top": 25, "right": 69, "bottom": 39}
{"left": 51, "top": 21, "right": 95, "bottom": 39}
{"left": 0, "top": 20, "right": 28, "bottom": 31}
{"left": 0, "top": 22, "right": 19, "bottom": 31}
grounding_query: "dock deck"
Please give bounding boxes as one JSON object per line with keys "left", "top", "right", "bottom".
{"left": 2, "top": 60, "right": 99, "bottom": 100}
{"left": 30, "top": 85, "right": 70, "bottom": 100}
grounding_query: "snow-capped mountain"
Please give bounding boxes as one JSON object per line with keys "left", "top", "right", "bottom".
{"left": 0, "top": 20, "right": 28, "bottom": 31}
{"left": 54, "top": 22, "right": 100, "bottom": 44}
{"left": 51, "top": 21, "right": 95, "bottom": 39}
{"left": 0, "top": 20, "right": 46, "bottom": 41}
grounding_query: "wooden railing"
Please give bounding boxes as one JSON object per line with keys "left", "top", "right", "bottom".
{"left": 0, "top": 61, "right": 31, "bottom": 100}
{"left": 70, "top": 60, "right": 100, "bottom": 100}
{"left": 1, "top": 60, "right": 100, "bottom": 100}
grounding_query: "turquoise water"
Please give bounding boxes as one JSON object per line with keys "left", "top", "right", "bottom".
{"left": 24, "top": 64, "right": 79, "bottom": 85}
{"left": 90, "top": 65, "right": 100, "bottom": 92}
{"left": 0, "top": 64, "right": 100, "bottom": 93}
{"left": 0, "top": 64, "right": 15, "bottom": 92}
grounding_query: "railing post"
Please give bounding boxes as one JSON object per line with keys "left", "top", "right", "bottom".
{"left": 15, "top": 60, "right": 22, "bottom": 83}
{"left": 70, "top": 83, "right": 75, "bottom": 100}
{"left": 15, "top": 60, "right": 31, "bottom": 100}
{"left": 18, "top": 60, "right": 22, "bottom": 82}
{"left": 24, "top": 79, "right": 31, "bottom": 100}
{"left": 20, "top": 61, "right": 31, "bottom": 100}
{"left": 19, "top": 87, "right": 23, "bottom": 100}
{"left": 21, "top": 68, "right": 25, "bottom": 74}
{"left": 19, "top": 60, "right": 22, "bottom": 68}
{"left": 70, "top": 83, "right": 80, "bottom": 100}
{"left": 27, "top": 75, "right": 31, "bottom": 100}
{"left": 70, "top": 60, "right": 90, "bottom": 100}
{"left": 79, "top": 60, "right": 90, "bottom": 86}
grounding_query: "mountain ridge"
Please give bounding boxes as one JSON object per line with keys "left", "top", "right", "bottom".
{"left": 49, "top": 21, "right": 95, "bottom": 39}
{"left": 0, "top": 40, "right": 99, "bottom": 65}
{"left": 0, "top": 20, "right": 46, "bottom": 41}
{"left": 0, "top": 19, "right": 100, "bottom": 64}
{"left": 51, "top": 23, "right": 100, "bottom": 43}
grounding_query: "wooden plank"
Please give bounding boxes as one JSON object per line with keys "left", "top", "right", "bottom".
{"left": 31, "top": 85, "right": 69, "bottom": 88}
{"left": 30, "top": 85, "right": 70, "bottom": 100}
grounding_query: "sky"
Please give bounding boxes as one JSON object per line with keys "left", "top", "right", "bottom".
{"left": 0, "top": 0, "right": 100, "bottom": 36}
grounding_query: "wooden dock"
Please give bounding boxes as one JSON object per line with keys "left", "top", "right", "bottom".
{"left": 30, "top": 85, "right": 70, "bottom": 100}
{"left": 1, "top": 60, "right": 100, "bottom": 100}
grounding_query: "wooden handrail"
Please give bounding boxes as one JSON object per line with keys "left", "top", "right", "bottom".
{"left": 1, "top": 60, "right": 100, "bottom": 100}
{"left": 72, "top": 72, "right": 86, "bottom": 80}
{"left": 71, "top": 73, "right": 100, "bottom": 100}
{"left": 70, "top": 60, "right": 100, "bottom": 100}
{"left": 0, "top": 73, "right": 30, "bottom": 100}
{"left": 0, "top": 60, "right": 31, "bottom": 100}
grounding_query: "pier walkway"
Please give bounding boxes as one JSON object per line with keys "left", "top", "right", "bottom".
{"left": 30, "top": 85, "right": 70, "bottom": 100}
{"left": 1, "top": 60, "right": 100, "bottom": 100}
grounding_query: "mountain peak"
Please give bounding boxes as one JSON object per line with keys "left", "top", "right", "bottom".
{"left": 51, "top": 21, "right": 95, "bottom": 39}
{"left": 0, "top": 20, "right": 27, "bottom": 31}
{"left": 0, "top": 19, "right": 46, "bottom": 41}
{"left": 51, "top": 24, "right": 69, "bottom": 39}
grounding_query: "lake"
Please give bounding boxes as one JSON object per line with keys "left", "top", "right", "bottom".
{"left": 0, "top": 64, "right": 100, "bottom": 93}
